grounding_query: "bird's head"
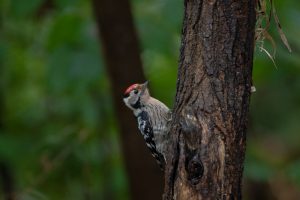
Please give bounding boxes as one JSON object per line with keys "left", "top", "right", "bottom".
{"left": 123, "top": 81, "right": 150, "bottom": 110}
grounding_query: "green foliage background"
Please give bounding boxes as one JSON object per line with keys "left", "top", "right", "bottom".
{"left": 0, "top": 0, "right": 299, "bottom": 199}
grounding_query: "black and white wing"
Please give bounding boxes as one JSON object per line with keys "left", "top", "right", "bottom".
{"left": 136, "top": 111, "right": 165, "bottom": 170}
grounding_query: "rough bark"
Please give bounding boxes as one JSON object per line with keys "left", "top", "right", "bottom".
{"left": 164, "top": 0, "right": 256, "bottom": 199}
{"left": 92, "top": 0, "right": 164, "bottom": 200}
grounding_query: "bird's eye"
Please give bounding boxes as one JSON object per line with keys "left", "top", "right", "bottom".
{"left": 134, "top": 90, "right": 138, "bottom": 94}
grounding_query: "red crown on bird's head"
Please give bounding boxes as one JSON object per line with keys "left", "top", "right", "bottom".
{"left": 123, "top": 83, "right": 139, "bottom": 97}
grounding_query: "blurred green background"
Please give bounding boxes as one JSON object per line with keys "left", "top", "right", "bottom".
{"left": 0, "top": 0, "right": 299, "bottom": 199}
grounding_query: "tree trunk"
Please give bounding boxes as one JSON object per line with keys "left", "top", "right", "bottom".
{"left": 164, "top": 0, "right": 256, "bottom": 199}
{"left": 92, "top": 0, "right": 164, "bottom": 199}
{"left": 0, "top": 163, "right": 15, "bottom": 200}
{"left": 0, "top": 68, "right": 15, "bottom": 200}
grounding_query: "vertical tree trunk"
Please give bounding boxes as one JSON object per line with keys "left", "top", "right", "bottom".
{"left": 92, "top": 0, "right": 164, "bottom": 199}
{"left": 0, "top": 68, "right": 15, "bottom": 200}
{"left": 0, "top": 163, "right": 15, "bottom": 200}
{"left": 164, "top": 0, "right": 256, "bottom": 199}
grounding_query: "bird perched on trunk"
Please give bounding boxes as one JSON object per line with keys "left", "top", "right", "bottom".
{"left": 123, "top": 81, "right": 171, "bottom": 170}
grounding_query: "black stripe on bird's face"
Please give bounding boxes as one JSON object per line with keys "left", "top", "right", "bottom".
{"left": 131, "top": 97, "right": 142, "bottom": 109}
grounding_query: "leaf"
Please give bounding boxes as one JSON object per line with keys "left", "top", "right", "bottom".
{"left": 264, "top": 30, "right": 277, "bottom": 58}
{"left": 259, "top": 46, "right": 277, "bottom": 69}
{"left": 272, "top": 4, "right": 292, "bottom": 52}
{"left": 255, "top": 0, "right": 292, "bottom": 66}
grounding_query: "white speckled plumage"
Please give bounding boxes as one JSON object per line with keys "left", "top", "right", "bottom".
{"left": 123, "top": 81, "right": 171, "bottom": 169}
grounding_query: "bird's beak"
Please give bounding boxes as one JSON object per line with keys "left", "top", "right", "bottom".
{"left": 143, "top": 81, "right": 148, "bottom": 87}
{"left": 141, "top": 81, "right": 148, "bottom": 92}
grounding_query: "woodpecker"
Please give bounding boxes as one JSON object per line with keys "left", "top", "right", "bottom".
{"left": 123, "top": 81, "right": 171, "bottom": 170}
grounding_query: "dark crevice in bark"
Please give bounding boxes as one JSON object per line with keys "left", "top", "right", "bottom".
{"left": 192, "top": 2, "right": 203, "bottom": 30}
